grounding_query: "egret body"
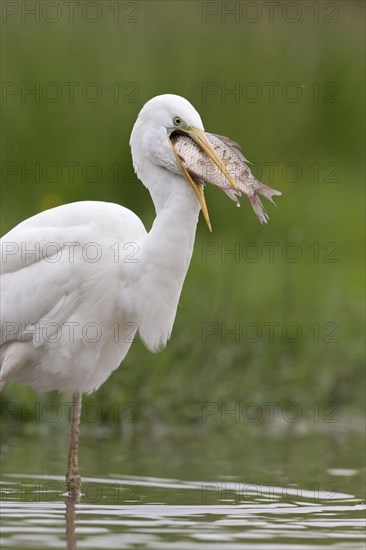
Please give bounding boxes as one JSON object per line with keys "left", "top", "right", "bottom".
{"left": 0, "top": 94, "right": 278, "bottom": 497}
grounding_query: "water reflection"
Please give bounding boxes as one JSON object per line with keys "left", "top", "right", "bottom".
{"left": 65, "top": 497, "right": 77, "bottom": 550}
{"left": 1, "top": 420, "right": 365, "bottom": 548}
{"left": 1, "top": 473, "right": 365, "bottom": 549}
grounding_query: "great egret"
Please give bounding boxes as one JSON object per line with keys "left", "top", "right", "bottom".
{"left": 0, "top": 94, "right": 280, "bottom": 497}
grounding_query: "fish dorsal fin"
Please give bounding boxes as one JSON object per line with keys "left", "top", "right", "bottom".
{"left": 210, "top": 133, "right": 252, "bottom": 164}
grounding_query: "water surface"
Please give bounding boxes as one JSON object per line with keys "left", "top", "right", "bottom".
{"left": 1, "top": 416, "right": 364, "bottom": 549}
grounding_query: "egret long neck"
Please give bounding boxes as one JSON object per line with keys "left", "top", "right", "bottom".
{"left": 135, "top": 168, "right": 201, "bottom": 351}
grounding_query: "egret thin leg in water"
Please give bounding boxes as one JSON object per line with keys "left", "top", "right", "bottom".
{"left": 65, "top": 496, "right": 77, "bottom": 550}
{"left": 66, "top": 392, "right": 82, "bottom": 497}
{"left": 0, "top": 94, "right": 281, "bottom": 488}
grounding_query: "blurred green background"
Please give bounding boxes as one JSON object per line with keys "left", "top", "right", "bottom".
{"left": 1, "top": 0, "right": 364, "bottom": 424}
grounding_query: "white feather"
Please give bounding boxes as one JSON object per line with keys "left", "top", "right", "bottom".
{"left": 1, "top": 95, "right": 204, "bottom": 393}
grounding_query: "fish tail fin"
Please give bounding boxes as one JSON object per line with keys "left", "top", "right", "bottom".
{"left": 256, "top": 182, "right": 282, "bottom": 205}
{"left": 222, "top": 187, "right": 241, "bottom": 206}
{"left": 249, "top": 195, "right": 269, "bottom": 224}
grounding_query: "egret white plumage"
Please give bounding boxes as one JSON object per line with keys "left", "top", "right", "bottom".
{"left": 0, "top": 94, "right": 280, "bottom": 497}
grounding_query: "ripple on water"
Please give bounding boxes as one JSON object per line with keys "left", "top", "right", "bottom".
{"left": 0, "top": 474, "right": 365, "bottom": 549}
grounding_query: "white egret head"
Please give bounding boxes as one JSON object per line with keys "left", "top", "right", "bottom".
{"left": 130, "top": 94, "right": 238, "bottom": 231}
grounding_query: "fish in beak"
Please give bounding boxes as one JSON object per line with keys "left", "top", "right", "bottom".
{"left": 169, "top": 126, "right": 239, "bottom": 232}
{"left": 170, "top": 128, "right": 282, "bottom": 228}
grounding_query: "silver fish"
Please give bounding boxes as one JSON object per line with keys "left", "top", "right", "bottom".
{"left": 171, "top": 132, "right": 281, "bottom": 224}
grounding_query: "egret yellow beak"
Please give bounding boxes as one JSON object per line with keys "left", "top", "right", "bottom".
{"left": 169, "top": 127, "right": 238, "bottom": 232}
{"left": 187, "top": 127, "right": 239, "bottom": 192}
{"left": 169, "top": 142, "right": 212, "bottom": 231}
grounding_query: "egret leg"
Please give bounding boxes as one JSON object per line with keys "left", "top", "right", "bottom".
{"left": 65, "top": 496, "right": 77, "bottom": 550}
{"left": 66, "top": 391, "right": 82, "bottom": 498}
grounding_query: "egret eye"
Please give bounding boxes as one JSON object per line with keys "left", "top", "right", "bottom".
{"left": 174, "top": 117, "right": 182, "bottom": 126}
